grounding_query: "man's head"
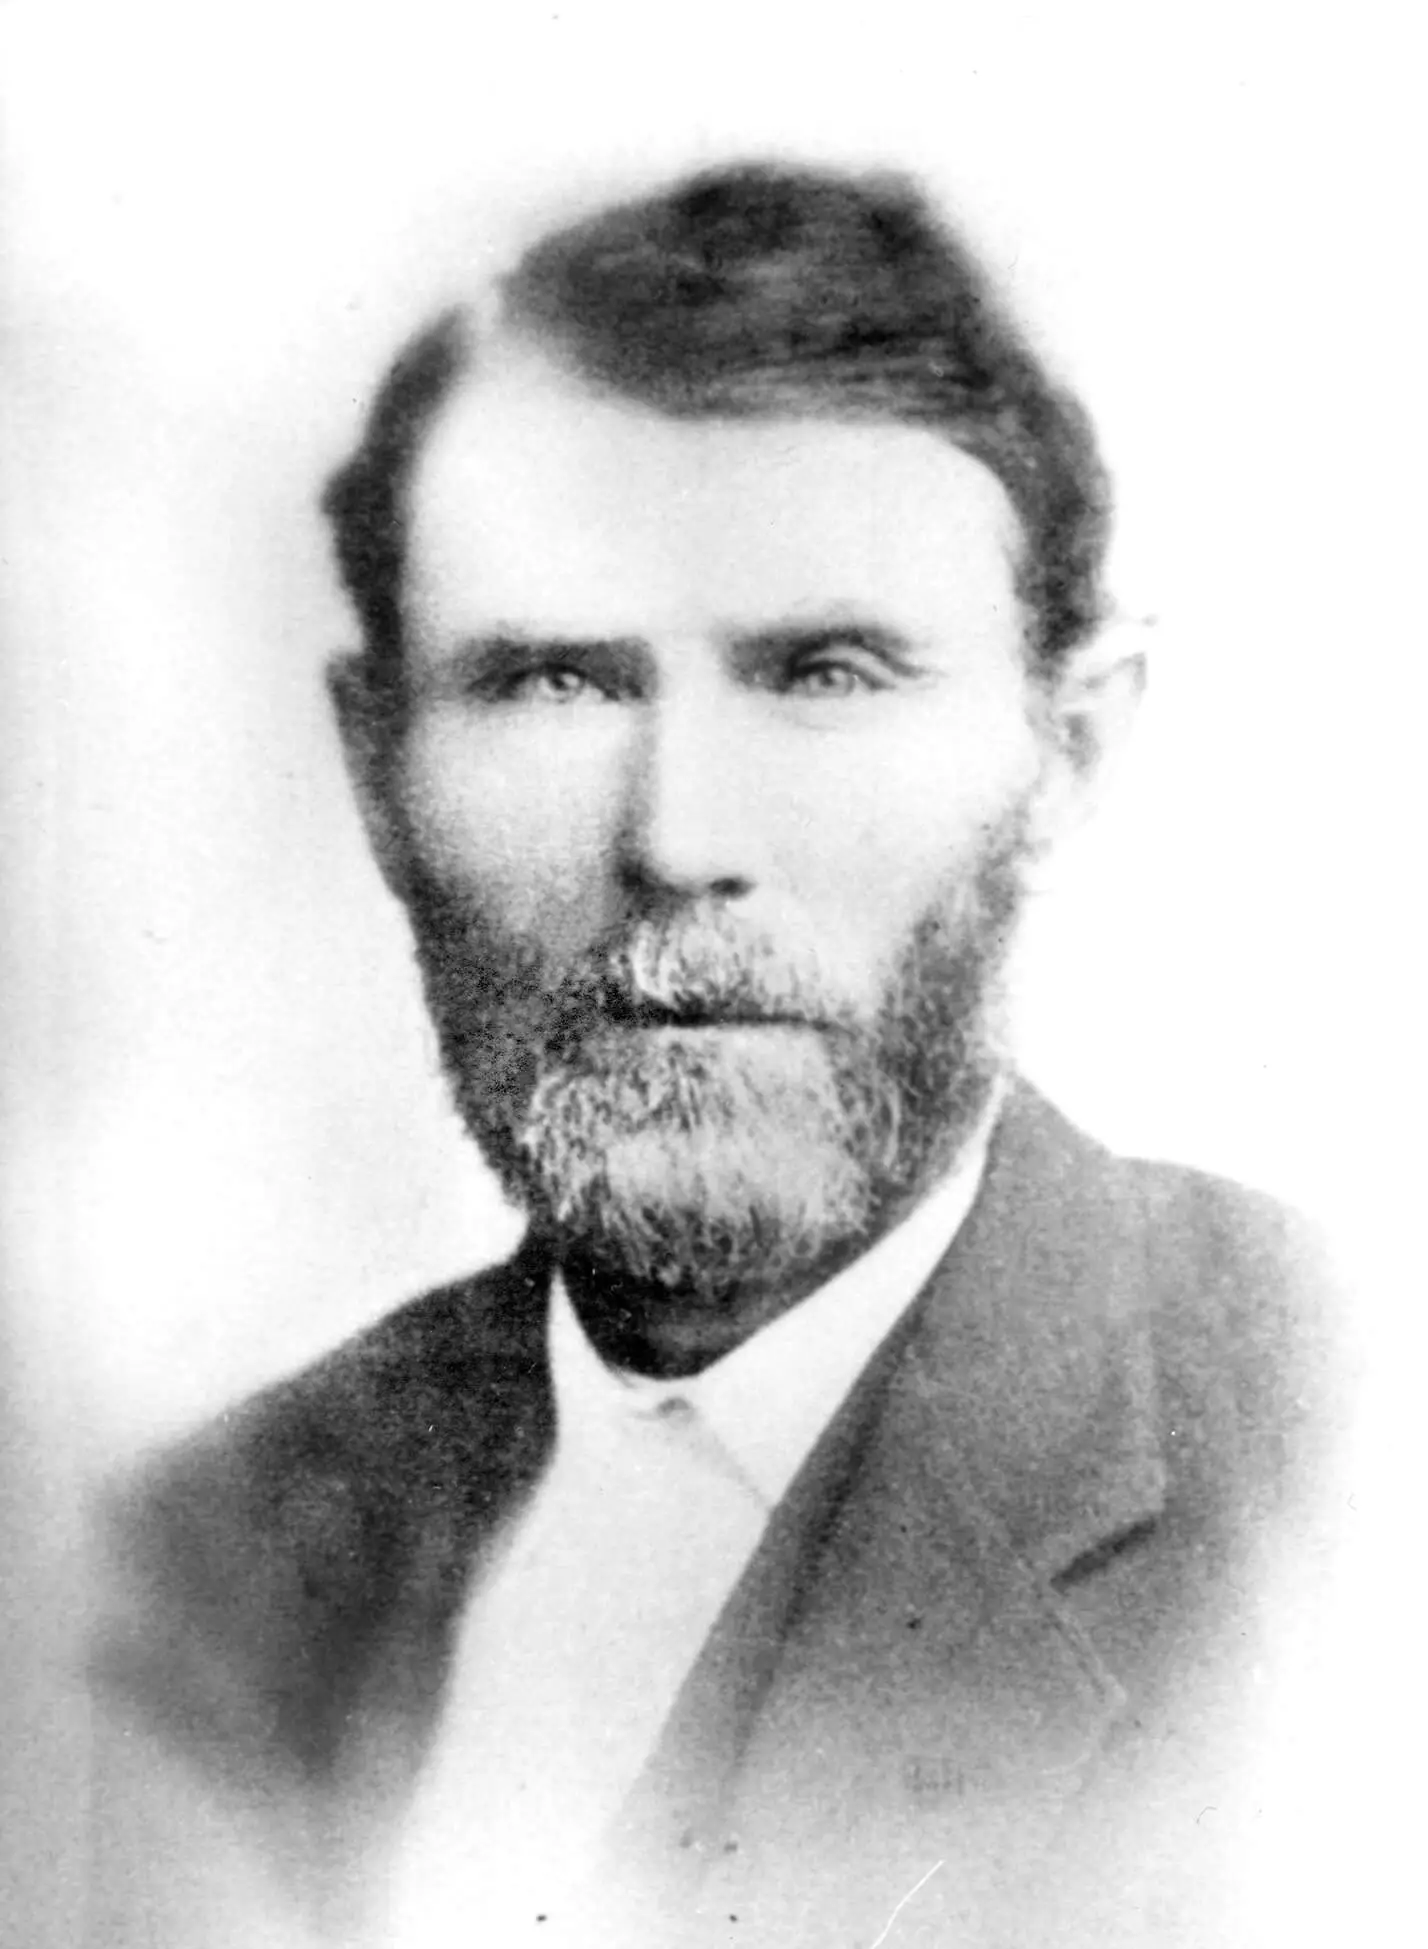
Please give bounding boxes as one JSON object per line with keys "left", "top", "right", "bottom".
{"left": 323, "top": 161, "right": 1140, "bottom": 1327}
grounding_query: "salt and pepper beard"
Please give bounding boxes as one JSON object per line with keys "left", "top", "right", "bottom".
{"left": 398, "top": 810, "right": 1028, "bottom": 1307}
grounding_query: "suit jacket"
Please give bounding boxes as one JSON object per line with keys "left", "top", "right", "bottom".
{"left": 93, "top": 1084, "right": 1341, "bottom": 1947}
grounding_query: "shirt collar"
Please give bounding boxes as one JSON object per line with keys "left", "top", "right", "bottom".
{"left": 546, "top": 1102, "right": 998, "bottom": 1510}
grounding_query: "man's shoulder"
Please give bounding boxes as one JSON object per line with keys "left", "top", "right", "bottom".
{"left": 951, "top": 1086, "right": 1345, "bottom": 1534}
{"left": 133, "top": 1247, "right": 545, "bottom": 1512}
{"left": 1081, "top": 1129, "right": 1348, "bottom": 1561}
{"left": 93, "top": 1245, "right": 554, "bottom": 1778}
{"left": 985, "top": 1083, "right": 1336, "bottom": 1334}
{"left": 1120, "top": 1146, "right": 1341, "bottom": 1427}
{"left": 1126, "top": 1141, "right": 1329, "bottom": 1276}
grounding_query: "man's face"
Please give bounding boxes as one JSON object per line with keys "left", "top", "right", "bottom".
{"left": 365, "top": 342, "right": 1055, "bottom": 1299}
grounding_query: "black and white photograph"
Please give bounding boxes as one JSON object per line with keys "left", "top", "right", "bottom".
{"left": 2, "top": 4, "right": 1417, "bottom": 1944}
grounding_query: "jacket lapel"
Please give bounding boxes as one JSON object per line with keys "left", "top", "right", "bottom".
{"left": 332, "top": 1233, "right": 559, "bottom": 1792}
{"left": 607, "top": 1083, "right": 1168, "bottom": 1938}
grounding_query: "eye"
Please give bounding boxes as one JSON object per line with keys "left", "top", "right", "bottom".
{"left": 783, "top": 653, "right": 888, "bottom": 699}
{"left": 531, "top": 666, "right": 593, "bottom": 702}
{"left": 496, "top": 664, "right": 607, "bottom": 705}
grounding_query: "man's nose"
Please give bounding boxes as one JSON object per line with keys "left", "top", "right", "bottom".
{"left": 618, "top": 687, "right": 760, "bottom": 903}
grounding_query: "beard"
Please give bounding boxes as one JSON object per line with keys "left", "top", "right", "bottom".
{"left": 398, "top": 819, "right": 1028, "bottom": 1303}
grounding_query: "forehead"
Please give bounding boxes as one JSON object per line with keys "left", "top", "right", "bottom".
{"left": 404, "top": 343, "right": 1024, "bottom": 653}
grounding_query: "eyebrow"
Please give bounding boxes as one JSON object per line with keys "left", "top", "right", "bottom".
{"left": 729, "top": 618, "right": 923, "bottom": 671}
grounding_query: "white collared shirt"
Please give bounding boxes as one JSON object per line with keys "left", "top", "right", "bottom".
{"left": 380, "top": 1133, "right": 991, "bottom": 1944}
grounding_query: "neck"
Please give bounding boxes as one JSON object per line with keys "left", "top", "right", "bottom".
{"left": 556, "top": 1242, "right": 857, "bottom": 1379}
{"left": 554, "top": 1169, "right": 954, "bottom": 1379}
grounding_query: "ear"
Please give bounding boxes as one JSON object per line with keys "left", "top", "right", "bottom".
{"left": 1022, "top": 618, "right": 1149, "bottom": 863}
{"left": 326, "top": 651, "right": 412, "bottom": 900}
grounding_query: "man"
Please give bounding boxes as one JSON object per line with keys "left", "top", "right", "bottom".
{"left": 97, "top": 160, "right": 1338, "bottom": 1947}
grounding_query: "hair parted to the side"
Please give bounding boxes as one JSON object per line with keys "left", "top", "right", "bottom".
{"left": 322, "top": 160, "right": 1112, "bottom": 696}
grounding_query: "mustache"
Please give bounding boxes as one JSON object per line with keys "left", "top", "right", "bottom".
{"left": 594, "top": 916, "right": 842, "bottom": 1027}
{"left": 414, "top": 888, "right": 856, "bottom": 1039}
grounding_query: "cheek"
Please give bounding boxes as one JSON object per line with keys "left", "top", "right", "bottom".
{"left": 766, "top": 698, "right": 1040, "bottom": 953}
{"left": 395, "top": 718, "right": 622, "bottom": 945}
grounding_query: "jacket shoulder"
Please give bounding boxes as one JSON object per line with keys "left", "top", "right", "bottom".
{"left": 1127, "top": 1157, "right": 1343, "bottom": 1475}
{"left": 934, "top": 1090, "right": 1345, "bottom": 1580}
{"left": 92, "top": 1248, "right": 551, "bottom": 1781}
{"left": 120, "top": 1248, "right": 545, "bottom": 1548}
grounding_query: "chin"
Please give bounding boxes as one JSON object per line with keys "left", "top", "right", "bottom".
{"left": 515, "top": 1030, "right": 885, "bottom": 1296}
{"left": 550, "top": 1136, "right": 873, "bottom": 1299}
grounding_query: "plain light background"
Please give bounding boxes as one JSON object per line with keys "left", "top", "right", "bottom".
{"left": 1, "top": 3, "right": 1422, "bottom": 1938}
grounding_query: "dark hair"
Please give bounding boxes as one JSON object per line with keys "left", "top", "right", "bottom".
{"left": 323, "top": 161, "right": 1111, "bottom": 695}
